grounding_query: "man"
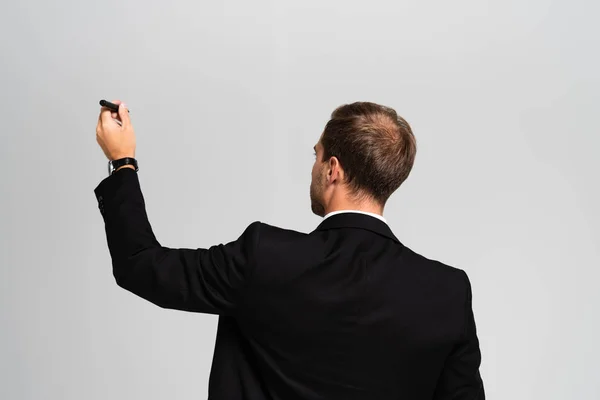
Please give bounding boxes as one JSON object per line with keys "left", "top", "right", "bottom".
{"left": 94, "top": 100, "right": 485, "bottom": 399}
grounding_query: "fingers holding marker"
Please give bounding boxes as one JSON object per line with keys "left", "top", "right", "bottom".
{"left": 109, "top": 99, "right": 122, "bottom": 121}
{"left": 118, "top": 103, "right": 130, "bottom": 128}
{"left": 110, "top": 100, "right": 120, "bottom": 123}
{"left": 112, "top": 99, "right": 129, "bottom": 127}
{"left": 99, "top": 99, "right": 130, "bottom": 115}
{"left": 99, "top": 99, "right": 127, "bottom": 127}
{"left": 100, "top": 104, "right": 115, "bottom": 126}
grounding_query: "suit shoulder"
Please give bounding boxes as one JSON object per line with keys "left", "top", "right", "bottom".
{"left": 251, "top": 222, "right": 315, "bottom": 268}
{"left": 236, "top": 220, "right": 262, "bottom": 240}
{"left": 398, "top": 246, "right": 472, "bottom": 312}
{"left": 402, "top": 245, "right": 468, "bottom": 284}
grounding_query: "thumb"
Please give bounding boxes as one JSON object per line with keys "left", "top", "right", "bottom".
{"left": 118, "top": 103, "right": 131, "bottom": 127}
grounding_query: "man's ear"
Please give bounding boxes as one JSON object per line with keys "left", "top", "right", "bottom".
{"left": 328, "top": 156, "right": 343, "bottom": 182}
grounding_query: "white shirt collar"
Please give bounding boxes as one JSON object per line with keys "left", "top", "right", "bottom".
{"left": 323, "top": 210, "right": 387, "bottom": 224}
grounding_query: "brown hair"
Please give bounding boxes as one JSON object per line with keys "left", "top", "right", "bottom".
{"left": 321, "top": 102, "right": 417, "bottom": 206}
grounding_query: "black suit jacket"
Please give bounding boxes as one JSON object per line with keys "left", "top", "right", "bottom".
{"left": 94, "top": 168, "right": 484, "bottom": 400}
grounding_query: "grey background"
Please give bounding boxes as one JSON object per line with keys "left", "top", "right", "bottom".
{"left": 1, "top": 0, "right": 598, "bottom": 398}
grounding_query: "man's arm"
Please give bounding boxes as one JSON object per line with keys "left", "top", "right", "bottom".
{"left": 93, "top": 168, "right": 261, "bottom": 315}
{"left": 433, "top": 270, "right": 485, "bottom": 399}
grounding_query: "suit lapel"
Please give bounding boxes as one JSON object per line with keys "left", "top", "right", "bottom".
{"left": 312, "top": 213, "right": 402, "bottom": 244}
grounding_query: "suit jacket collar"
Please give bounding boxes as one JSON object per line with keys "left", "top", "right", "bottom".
{"left": 312, "top": 212, "right": 402, "bottom": 244}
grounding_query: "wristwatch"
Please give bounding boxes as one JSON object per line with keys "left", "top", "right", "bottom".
{"left": 108, "top": 157, "right": 139, "bottom": 176}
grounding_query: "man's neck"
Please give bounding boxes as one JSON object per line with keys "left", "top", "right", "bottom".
{"left": 325, "top": 207, "right": 383, "bottom": 216}
{"left": 323, "top": 202, "right": 384, "bottom": 218}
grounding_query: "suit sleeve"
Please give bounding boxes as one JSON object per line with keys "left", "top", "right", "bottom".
{"left": 433, "top": 270, "right": 485, "bottom": 399}
{"left": 93, "top": 168, "right": 261, "bottom": 315}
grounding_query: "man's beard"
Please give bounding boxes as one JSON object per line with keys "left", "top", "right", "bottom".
{"left": 310, "top": 180, "right": 325, "bottom": 217}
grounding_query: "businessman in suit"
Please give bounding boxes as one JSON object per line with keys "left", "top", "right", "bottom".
{"left": 95, "top": 100, "right": 484, "bottom": 399}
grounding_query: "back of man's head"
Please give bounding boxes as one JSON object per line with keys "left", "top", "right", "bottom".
{"left": 321, "top": 102, "right": 417, "bottom": 206}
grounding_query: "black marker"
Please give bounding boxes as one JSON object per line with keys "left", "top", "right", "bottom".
{"left": 99, "top": 99, "right": 130, "bottom": 113}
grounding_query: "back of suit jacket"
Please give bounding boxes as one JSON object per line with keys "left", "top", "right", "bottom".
{"left": 94, "top": 170, "right": 484, "bottom": 400}
{"left": 208, "top": 213, "right": 485, "bottom": 400}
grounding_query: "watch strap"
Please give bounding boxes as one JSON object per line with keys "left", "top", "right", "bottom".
{"left": 108, "top": 157, "right": 138, "bottom": 176}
